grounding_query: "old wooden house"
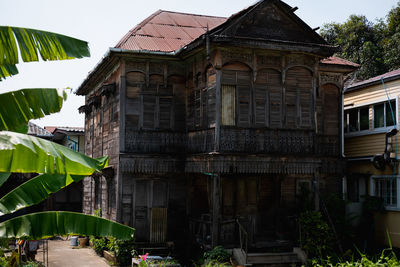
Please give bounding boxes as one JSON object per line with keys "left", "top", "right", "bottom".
{"left": 76, "top": 0, "right": 357, "bottom": 251}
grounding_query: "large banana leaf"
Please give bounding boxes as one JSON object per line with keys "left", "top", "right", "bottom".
{"left": 0, "top": 131, "right": 108, "bottom": 175}
{"left": 0, "top": 64, "right": 18, "bottom": 80}
{"left": 0, "top": 211, "right": 135, "bottom": 240}
{"left": 0, "top": 26, "right": 90, "bottom": 79}
{"left": 0, "top": 173, "right": 10, "bottom": 188}
{"left": 0, "top": 88, "right": 66, "bottom": 131}
{"left": 0, "top": 173, "right": 86, "bottom": 216}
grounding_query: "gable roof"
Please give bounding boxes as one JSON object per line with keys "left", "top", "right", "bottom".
{"left": 346, "top": 68, "right": 400, "bottom": 92}
{"left": 115, "top": 10, "right": 227, "bottom": 52}
{"left": 76, "top": 0, "right": 338, "bottom": 95}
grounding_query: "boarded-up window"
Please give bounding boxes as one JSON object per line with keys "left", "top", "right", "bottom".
{"left": 222, "top": 85, "right": 235, "bottom": 125}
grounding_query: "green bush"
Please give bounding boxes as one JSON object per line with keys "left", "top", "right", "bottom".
{"left": 299, "top": 211, "right": 334, "bottom": 259}
{"left": 203, "top": 246, "right": 230, "bottom": 263}
{"left": 114, "top": 238, "right": 135, "bottom": 267}
{"left": 90, "top": 236, "right": 108, "bottom": 255}
{"left": 308, "top": 249, "right": 400, "bottom": 266}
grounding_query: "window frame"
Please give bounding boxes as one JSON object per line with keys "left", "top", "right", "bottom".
{"left": 370, "top": 175, "right": 400, "bottom": 210}
{"left": 373, "top": 99, "right": 397, "bottom": 130}
{"left": 344, "top": 98, "right": 398, "bottom": 137}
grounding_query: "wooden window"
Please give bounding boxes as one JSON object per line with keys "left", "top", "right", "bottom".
{"left": 221, "top": 85, "right": 235, "bottom": 125}
{"left": 254, "top": 69, "right": 281, "bottom": 127}
{"left": 285, "top": 67, "right": 313, "bottom": 128}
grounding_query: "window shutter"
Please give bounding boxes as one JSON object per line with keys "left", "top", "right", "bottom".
{"left": 221, "top": 85, "right": 235, "bottom": 126}
{"left": 254, "top": 84, "right": 267, "bottom": 126}
{"left": 142, "top": 95, "right": 156, "bottom": 129}
{"left": 237, "top": 85, "right": 251, "bottom": 126}
{"left": 159, "top": 97, "right": 172, "bottom": 129}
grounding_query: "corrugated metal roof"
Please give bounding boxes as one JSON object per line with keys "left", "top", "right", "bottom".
{"left": 348, "top": 68, "right": 400, "bottom": 90}
{"left": 28, "top": 122, "right": 53, "bottom": 137}
{"left": 320, "top": 56, "right": 360, "bottom": 68}
{"left": 115, "top": 10, "right": 227, "bottom": 52}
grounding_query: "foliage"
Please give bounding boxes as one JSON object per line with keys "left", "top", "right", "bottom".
{"left": 91, "top": 236, "right": 108, "bottom": 255}
{"left": 203, "top": 246, "right": 230, "bottom": 263}
{"left": 0, "top": 26, "right": 135, "bottom": 241}
{"left": 307, "top": 248, "right": 400, "bottom": 266}
{"left": 0, "top": 26, "right": 90, "bottom": 80}
{"left": 0, "top": 88, "right": 66, "bottom": 131}
{"left": 114, "top": 238, "right": 136, "bottom": 267}
{"left": 201, "top": 261, "right": 230, "bottom": 267}
{"left": 320, "top": 1, "right": 400, "bottom": 80}
{"left": 299, "top": 211, "right": 334, "bottom": 259}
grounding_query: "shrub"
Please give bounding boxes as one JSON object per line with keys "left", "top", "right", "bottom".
{"left": 90, "top": 236, "right": 108, "bottom": 255}
{"left": 203, "top": 246, "right": 230, "bottom": 263}
{"left": 299, "top": 211, "right": 334, "bottom": 259}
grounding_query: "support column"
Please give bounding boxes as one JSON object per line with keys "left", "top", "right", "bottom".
{"left": 212, "top": 174, "right": 221, "bottom": 247}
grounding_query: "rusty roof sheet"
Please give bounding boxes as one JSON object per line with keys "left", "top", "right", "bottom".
{"left": 320, "top": 56, "right": 360, "bottom": 68}
{"left": 348, "top": 68, "right": 400, "bottom": 90}
{"left": 115, "top": 10, "right": 227, "bottom": 52}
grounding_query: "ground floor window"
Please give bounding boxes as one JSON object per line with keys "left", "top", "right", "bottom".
{"left": 371, "top": 175, "right": 399, "bottom": 209}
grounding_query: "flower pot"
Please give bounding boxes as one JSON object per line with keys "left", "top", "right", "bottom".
{"left": 78, "top": 237, "right": 88, "bottom": 248}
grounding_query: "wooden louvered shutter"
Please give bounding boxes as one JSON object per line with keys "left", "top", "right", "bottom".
{"left": 255, "top": 69, "right": 281, "bottom": 127}
{"left": 195, "top": 88, "right": 201, "bottom": 127}
{"left": 207, "top": 86, "right": 216, "bottom": 126}
{"left": 221, "top": 85, "right": 235, "bottom": 126}
{"left": 142, "top": 95, "right": 156, "bottom": 129}
{"left": 297, "top": 68, "right": 313, "bottom": 128}
{"left": 237, "top": 71, "right": 252, "bottom": 127}
{"left": 159, "top": 97, "right": 172, "bottom": 129}
{"left": 285, "top": 72, "right": 297, "bottom": 128}
{"left": 254, "top": 84, "right": 268, "bottom": 126}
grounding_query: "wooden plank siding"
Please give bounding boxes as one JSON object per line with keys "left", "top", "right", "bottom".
{"left": 344, "top": 78, "right": 400, "bottom": 158}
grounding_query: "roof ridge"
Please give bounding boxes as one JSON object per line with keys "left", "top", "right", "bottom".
{"left": 157, "top": 9, "right": 226, "bottom": 19}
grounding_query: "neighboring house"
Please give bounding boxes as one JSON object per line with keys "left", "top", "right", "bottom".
{"left": 44, "top": 126, "right": 85, "bottom": 211}
{"left": 76, "top": 0, "right": 356, "bottom": 250}
{"left": 344, "top": 68, "right": 400, "bottom": 247}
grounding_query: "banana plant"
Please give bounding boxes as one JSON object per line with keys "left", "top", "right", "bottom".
{"left": 0, "top": 26, "right": 134, "bottom": 240}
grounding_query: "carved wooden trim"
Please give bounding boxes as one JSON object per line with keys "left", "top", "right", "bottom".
{"left": 319, "top": 72, "right": 342, "bottom": 87}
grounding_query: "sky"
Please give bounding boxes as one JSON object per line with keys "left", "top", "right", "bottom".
{"left": 0, "top": 0, "right": 398, "bottom": 128}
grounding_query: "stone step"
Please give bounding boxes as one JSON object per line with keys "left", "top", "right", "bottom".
{"left": 248, "top": 252, "right": 300, "bottom": 265}
{"left": 232, "top": 248, "right": 305, "bottom": 266}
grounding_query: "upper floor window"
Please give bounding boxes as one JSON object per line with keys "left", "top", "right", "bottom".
{"left": 344, "top": 105, "right": 369, "bottom": 133}
{"left": 344, "top": 99, "right": 397, "bottom": 135}
{"left": 374, "top": 100, "right": 396, "bottom": 129}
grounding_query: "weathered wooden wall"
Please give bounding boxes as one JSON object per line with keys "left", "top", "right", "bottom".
{"left": 82, "top": 67, "right": 121, "bottom": 220}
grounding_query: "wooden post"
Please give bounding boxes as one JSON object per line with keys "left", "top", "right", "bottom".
{"left": 212, "top": 174, "right": 221, "bottom": 247}
{"left": 215, "top": 69, "right": 222, "bottom": 152}
{"left": 120, "top": 61, "right": 126, "bottom": 153}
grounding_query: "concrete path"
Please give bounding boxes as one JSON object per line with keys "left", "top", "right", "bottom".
{"left": 37, "top": 239, "right": 110, "bottom": 267}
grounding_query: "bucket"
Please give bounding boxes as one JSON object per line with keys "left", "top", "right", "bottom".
{"left": 70, "top": 236, "right": 78, "bottom": 246}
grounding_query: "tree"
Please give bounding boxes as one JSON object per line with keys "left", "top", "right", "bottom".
{"left": 320, "top": 1, "right": 400, "bottom": 80}
{"left": 0, "top": 26, "right": 134, "bottom": 240}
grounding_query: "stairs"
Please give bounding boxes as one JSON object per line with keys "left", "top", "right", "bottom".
{"left": 233, "top": 248, "right": 306, "bottom": 266}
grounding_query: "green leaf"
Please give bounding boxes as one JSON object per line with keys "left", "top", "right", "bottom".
{"left": 0, "top": 131, "right": 108, "bottom": 175}
{"left": 0, "top": 26, "right": 90, "bottom": 66}
{"left": 0, "top": 173, "right": 10, "bottom": 188}
{"left": 0, "top": 173, "right": 85, "bottom": 216}
{"left": 0, "top": 88, "right": 66, "bottom": 131}
{"left": 0, "top": 64, "right": 18, "bottom": 80}
{"left": 0, "top": 211, "right": 135, "bottom": 240}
